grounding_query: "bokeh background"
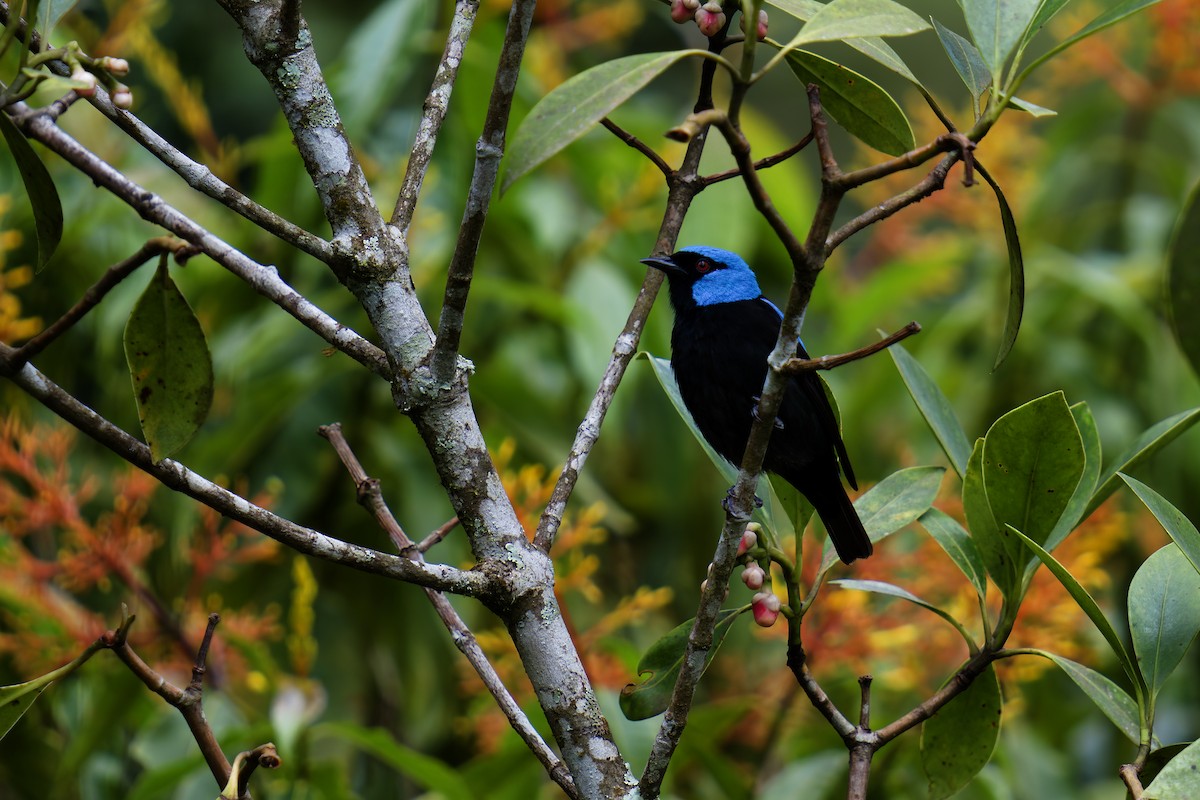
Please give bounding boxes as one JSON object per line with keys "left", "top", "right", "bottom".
{"left": 2, "top": 0, "right": 1198, "bottom": 797}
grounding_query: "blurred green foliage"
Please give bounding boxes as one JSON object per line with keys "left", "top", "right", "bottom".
{"left": 1, "top": 0, "right": 1199, "bottom": 798}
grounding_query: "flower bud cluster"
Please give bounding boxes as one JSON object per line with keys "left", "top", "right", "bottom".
{"left": 667, "top": 0, "right": 767, "bottom": 41}
{"left": 751, "top": 591, "right": 781, "bottom": 627}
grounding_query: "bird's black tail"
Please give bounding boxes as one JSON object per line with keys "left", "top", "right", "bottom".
{"left": 806, "top": 475, "right": 872, "bottom": 564}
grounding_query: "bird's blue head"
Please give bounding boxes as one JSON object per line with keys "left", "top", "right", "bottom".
{"left": 640, "top": 246, "right": 763, "bottom": 308}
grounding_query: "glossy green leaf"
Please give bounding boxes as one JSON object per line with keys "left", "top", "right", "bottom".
{"left": 768, "top": 473, "right": 816, "bottom": 541}
{"left": 333, "top": 0, "right": 432, "bottom": 132}
{"left": 784, "top": 49, "right": 913, "bottom": 155}
{"left": 1167, "top": 179, "right": 1200, "bottom": 377}
{"left": 934, "top": 18, "right": 992, "bottom": 99}
{"left": 1024, "top": 0, "right": 1072, "bottom": 41}
{"left": 964, "top": 438, "right": 1018, "bottom": 596}
{"left": 978, "top": 167, "right": 1025, "bottom": 370}
{"left": 0, "top": 110, "right": 62, "bottom": 272}
{"left": 1122, "top": 475, "right": 1200, "bottom": 576}
{"left": 1028, "top": 649, "right": 1142, "bottom": 745}
{"left": 619, "top": 608, "right": 744, "bottom": 720}
{"left": 1129, "top": 544, "right": 1200, "bottom": 697}
{"left": 1144, "top": 739, "right": 1200, "bottom": 799}
{"left": 919, "top": 508, "right": 988, "bottom": 598}
{"left": 888, "top": 343, "right": 971, "bottom": 478}
{"left": 830, "top": 579, "right": 971, "bottom": 642}
{"left": 1011, "top": 526, "right": 1144, "bottom": 694}
{"left": 1042, "top": 402, "right": 1101, "bottom": 553}
{"left": 983, "top": 392, "right": 1083, "bottom": 559}
{"left": 962, "top": 0, "right": 1042, "bottom": 84}
{"left": 124, "top": 260, "right": 214, "bottom": 463}
{"left": 820, "top": 466, "right": 944, "bottom": 571}
{"left": 1083, "top": 408, "right": 1200, "bottom": 519}
{"left": 791, "top": 0, "right": 930, "bottom": 46}
{"left": 1008, "top": 95, "right": 1056, "bottom": 116}
{"left": 766, "top": 0, "right": 919, "bottom": 82}
{"left": 39, "top": 0, "right": 79, "bottom": 36}
{"left": 314, "top": 722, "right": 473, "bottom": 800}
{"left": 502, "top": 50, "right": 710, "bottom": 192}
{"left": 921, "top": 664, "right": 1002, "bottom": 800}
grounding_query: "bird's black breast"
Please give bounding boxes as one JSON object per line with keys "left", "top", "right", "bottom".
{"left": 670, "top": 297, "right": 849, "bottom": 486}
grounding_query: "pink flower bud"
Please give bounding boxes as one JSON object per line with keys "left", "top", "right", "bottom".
{"left": 736, "top": 528, "right": 758, "bottom": 557}
{"left": 112, "top": 87, "right": 133, "bottom": 109}
{"left": 71, "top": 68, "right": 97, "bottom": 97}
{"left": 100, "top": 57, "right": 130, "bottom": 77}
{"left": 752, "top": 591, "right": 781, "bottom": 627}
{"left": 694, "top": 2, "right": 726, "bottom": 37}
{"left": 740, "top": 9, "right": 768, "bottom": 40}
{"left": 741, "top": 563, "right": 765, "bottom": 590}
{"left": 670, "top": 0, "right": 693, "bottom": 23}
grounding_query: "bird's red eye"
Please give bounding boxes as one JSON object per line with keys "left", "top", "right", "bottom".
{"left": 695, "top": 259, "right": 712, "bottom": 273}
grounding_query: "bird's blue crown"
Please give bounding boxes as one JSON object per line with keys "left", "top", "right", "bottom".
{"left": 680, "top": 246, "right": 764, "bottom": 307}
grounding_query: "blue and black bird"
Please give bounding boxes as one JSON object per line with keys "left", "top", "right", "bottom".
{"left": 642, "top": 246, "right": 872, "bottom": 564}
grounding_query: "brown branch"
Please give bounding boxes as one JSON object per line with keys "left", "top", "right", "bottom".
{"left": 1120, "top": 763, "right": 1145, "bottom": 799}
{"left": 834, "top": 131, "right": 975, "bottom": 192}
{"left": 781, "top": 322, "right": 921, "bottom": 374}
{"left": 600, "top": 116, "right": 672, "bottom": 177}
{"left": 225, "top": 744, "right": 282, "bottom": 800}
{"left": 10, "top": 238, "right": 191, "bottom": 366}
{"left": 318, "top": 423, "right": 578, "bottom": 799}
{"left": 418, "top": 516, "right": 460, "bottom": 553}
{"left": 786, "top": 645, "right": 857, "bottom": 739}
{"left": 702, "top": 132, "right": 813, "bottom": 185}
{"left": 857, "top": 675, "right": 873, "bottom": 729}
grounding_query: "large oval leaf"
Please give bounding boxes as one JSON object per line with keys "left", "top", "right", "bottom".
{"left": 783, "top": 0, "right": 930, "bottom": 53}
{"left": 1039, "top": 402, "right": 1101, "bottom": 558}
{"left": 933, "top": 18, "right": 991, "bottom": 100}
{"left": 1167, "top": 179, "right": 1200, "bottom": 377}
{"left": 921, "top": 664, "right": 1002, "bottom": 800}
{"left": 1129, "top": 544, "right": 1200, "bottom": 697}
{"left": 962, "top": 0, "right": 1042, "bottom": 85}
{"left": 766, "top": 0, "right": 919, "bottom": 82}
{"left": 124, "top": 260, "right": 214, "bottom": 463}
{"left": 784, "top": 49, "right": 914, "bottom": 155}
{"left": 963, "top": 437, "right": 1015, "bottom": 598}
{"left": 0, "top": 110, "right": 62, "bottom": 272}
{"left": 502, "top": 50, "right": 710, "bottom": 192}
{"left": 1144, "top": 739, "right": 1200, "bottom": 800}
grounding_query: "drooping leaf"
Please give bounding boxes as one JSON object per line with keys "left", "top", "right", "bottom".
{"left": 1007, "top": 95, "right": 1056, "bottom": 116}
{"left": 1042, "top": 402, "right": 1101, "bottom": 553}
{"left": 1129, "top": 544, "right": 1200, "bottom": 697}
{"left": 978, "top": 166, "right": 1025, "bottom": 370}
{"left": 982, "top": 392, "right": 1084, "bottom": 562}
{"left": 776, "top": 0, "right": 930, "bottom": 62}
{"left": 1028, "top": 650, "right": 1142, "bottom": 746}
{"left": 502, "top": 50, "right": 710, "bottom": 192}
{"left": 1167, "top": 179, "right": 1200, "bottom": 377}
{"left": 830, "top": 578, "right": 972, "bottom": 644}
{"left": 313, "top": 722, "right": 473, "bottom": 800}
{"left": 619, "top": 608, "right": 744, "bottom": 720}
{"left": 888, "top": 343, "right": 971, "bottom": 478}
{"left": 1144, "top": 739, "right": 1200, "bottom": 800}
{"left": 783, "top": 49, "right": 913, "bottom": 155}
{"left": 766, "top": 0, "right": 919, "bottom": 82}
{"left": 1, "top": 633, "right": 111, "bottom": 740}
{"left": 933, "top": 18, "right": 992, "bottom": 99}
{"left": 819, "top": 466, "right": 944, "bottom": 571}
{"left": 0, "top": 110, "right": 63, "bottom": 272}
{"left": 1011, "top": 526, "right": 1145, "bottom": 695}
{"left": 1121, "top": 475, "right": 1200, "bottom": 576}
{"left": 919, "top": 508, "right": 988, "bottom": 598}
{"left": 1083, "top": 408, "right": 1200, "bottom": 519}
{"left": 921, "top": 664, "right": 1002, "bottom": 800}
{"left": 962, "top": 0, "right": 1043, "bottom": 85}
{"left": 124, "top": 260, "right": 214, "bottom": 463}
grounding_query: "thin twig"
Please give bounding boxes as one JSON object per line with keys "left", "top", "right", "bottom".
{"left": 600, "top": 117, "right": 673, "bottom": 177}
{"left": 785, "top": 645, "right": 857, "bottom": 738}
{"left": 318, "top": 423, "right": 578, "bottom": 799}
{"left": 858, "top": 675, "right": 873, "bottom": 729}
{"left": 834, "top": 131, "right": 974, "bottom": 192}
{"left": 430, "top": 0, "right": 538, "bottom": 384}
{"left": 11, "top": 238, "right": 189, "bottom": 366}
{"left": 417, "top": 517, "right": 460, "bottom": 553}
{"left": 781, "top": 322, "right": 921, "bottom": 374}
{"left": 392, "top": 0, "right": 481, "bottom": 234}
{"left": 227, "top": 744, "right": 282, "bottom": 800}
{"left": 703, "top": 131, "right": 813, "bottom": 185}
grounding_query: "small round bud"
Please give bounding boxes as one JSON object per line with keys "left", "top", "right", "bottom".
{"left": 694, "top": 2, "right": 726, "bottom": 37}
{"left": 111, "top": 87, "right": 134, "bottom": 109}
{"left": 741, "top": 563, "right": 766, "bottom": 590}
{"left": 736, "top": 528, "right": 759, "bottom": 557}
{"left": 670, "top": 0, "right": 693, "bottom": 24}
{"left": 740, "top": 8, "right": 768, "bottom": 40}
{"left": 71, "top": 68, "right": 97, "bottom": 97}
{"left": 100, "top": 57, "right": 130, "bottom": 77}
{"left": 752, "top": 591, "right": 781, "bottom": 627}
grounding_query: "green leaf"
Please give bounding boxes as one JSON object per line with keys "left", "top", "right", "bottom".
{"left": 0, "top": 110, "right": 63, "bottom": 272}
{"left": 502, "top": 50, "right": 710, "bottom": 192}
{"left": 0, "top": 633, "right": 110, "bottom": 740}
{"left": 1042, "top": 402, "right": 1101, "bottom": 553}
{"left": 830, "top": 578, "right": 972, "bottom": 642}
{"left": 766, "top": 0, "right": 919, "bottom": 82}
{"left": 964, "top": 438, "right": 1016, "bottom": 597}
{"left": 760, "top": 750, "right": 846, "bottom": 800}
{"left": 620, "top": 608, "right": 744, "bottom": 720}
{"left": 1011, "top": 526, "right": 1145, "bottom": 695}
{"left": 921, "top": 664, "right": 1002, "bottom": 800}
{"left": 1028, "top": 649, "right": 1142, "bottom": 746}
{"left": 978, "top": 167, "right": 1025, "bottom": 370}
{"left": 888, "top": 343, "right": 971, "bottom": 478}
{"left": 1058, "top": 0, "right": 1161, "bottom": 53}
{"left": 933, "top": 18, "right": 992, "bottom": 99}
{"left": 1083, "top": 408, "right": 1200, "bottom": 519}
{"left": 982, "top": 391, "right": 1084, "bottom": 558}
{"left": 1122, "top": 475, "right": 1200, "bottom": 576}
{"left": 1167, "top": 179, "right": 1200, "bottom": 378}
{"left": 333, "top": 0, "right": 432, "bottom": 132}
{"left": 820, "top": 466, "right": 944, "bottom": 572}
{"left": 962, "top": 0, "right": 1043, "bottom": 85}
{"left": 919, "top": 508, "right": 988, "bottom": 598}
{"left": 313, "top": 722, "right": 473, "bottom": 800}
{"left": 123, "top": 260, "right": 214, "bottom": 463}
{"left": 1007, "top": 95, "right": 1056, "bottom": 116}
{"left": 1129, "top": 544, "right": 1200, "bottom": 697}
{"left": 788, "top": 0, "right": 931, "bottom": 49}
{"left": 1144, "top": 739, "right": 1200, "bottom": 800}
{"left": 39, "top": 0, "right": 79, "bottom": 37}
{"left": 768, "top": 473, "right": 816, "bottom": 541}
{"left": 1024, "top": 0, "right": 1073, "bottom": 41}
{"left": 783, "top": 49, "right": 914, "bottom": 155}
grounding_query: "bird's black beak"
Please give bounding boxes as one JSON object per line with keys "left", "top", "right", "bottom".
{"left": 640, "top": 255, "right": 681, "bottom": 274}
